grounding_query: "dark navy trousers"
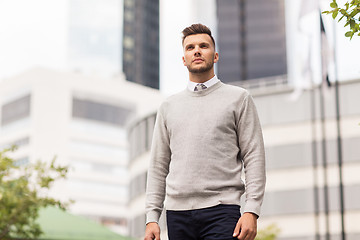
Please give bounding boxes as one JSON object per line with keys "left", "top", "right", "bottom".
{"left": 166, "top": 204, "right": 241, "bottom": 240}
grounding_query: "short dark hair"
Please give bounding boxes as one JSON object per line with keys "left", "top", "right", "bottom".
{"left": 182, "top": 23, "right": 215, "bottom": 48}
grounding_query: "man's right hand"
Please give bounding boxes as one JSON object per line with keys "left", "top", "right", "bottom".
{"left": 144, "top": 222, "right": 161, "bottom": 240}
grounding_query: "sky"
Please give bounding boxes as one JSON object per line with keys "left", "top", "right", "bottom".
{"left": 0, "top": 0, "right": 359, "bottom": 96}
{"left": 0, "top": 0, "right": 69, "bottom": 77}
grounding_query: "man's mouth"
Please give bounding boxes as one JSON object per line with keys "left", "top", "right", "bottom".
{"left": 193, "top": 58, "right": 204, "bottom": 63}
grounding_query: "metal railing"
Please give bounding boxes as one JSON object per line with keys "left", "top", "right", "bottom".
{"left": 228, "top": 74, "right": 288, "bottom": 90}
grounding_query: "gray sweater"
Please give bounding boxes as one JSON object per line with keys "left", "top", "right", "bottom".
{"left": 145, "top": 81, "right": 266, "bottom": 224}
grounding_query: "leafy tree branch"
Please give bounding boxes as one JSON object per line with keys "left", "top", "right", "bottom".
{"left": 0, "top": 146, "right": 70, "bottom": 239}
{"left": 322, "top": 0, "right": 360, "bottom": 39}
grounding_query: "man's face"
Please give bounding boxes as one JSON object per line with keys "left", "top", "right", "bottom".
{"left": 182, "top": 34, "right": 218, "bottom": 74}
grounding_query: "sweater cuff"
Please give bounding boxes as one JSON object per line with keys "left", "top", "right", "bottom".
{"left": 243, "top": 201, "right": 261, "bottom": 218}
{"left": 146, "top": 210, "right": 161, "bottom": 224}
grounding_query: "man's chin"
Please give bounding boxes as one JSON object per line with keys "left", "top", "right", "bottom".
{"left": 188, "top": 66, "right": 212, "bottom": 74}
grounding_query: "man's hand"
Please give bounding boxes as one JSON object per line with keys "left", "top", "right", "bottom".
{"left": 233, "top": 212, "right": 258, "bottom": 240}
{"left": 144, "top": 222, "right": 161, "bottom": 240}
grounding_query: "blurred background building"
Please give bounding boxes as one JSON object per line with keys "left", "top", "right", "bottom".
{"left": 127, "top": 0, "right": 360, "bottom": 240}
{"left": 253, "top": 81, "right": 360, "bottom": 240}
{"left": 0, "top": 68, "right": 163, "bottom": 235}
{"left": 216, "top": 0, "right": 287, "bottom": 83}
{"left": 122, "top": 0, "right": 160, "bottom": 89}
{"left": 127, "top": 78, "right": 360, "bottom": 240}
{"left": 127, "top": 113, "right": 159, "bottom": 238}
{"left": 1, "top": 0, "right": 360, "bottom": 239}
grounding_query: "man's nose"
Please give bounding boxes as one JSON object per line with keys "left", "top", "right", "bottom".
{"left": 194, "top": 46, "right": 201, "bottom": 56}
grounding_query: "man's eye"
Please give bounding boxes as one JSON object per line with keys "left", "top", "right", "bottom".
{"left": 187, "top": 46, "right": 194, "bottom": 50}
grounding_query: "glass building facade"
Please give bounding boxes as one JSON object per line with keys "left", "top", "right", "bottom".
{"left": 216, "top": 0, "right": 287, "bottom": 82}
{"left": 1, "top": 94, "right": 31, "bottom": 126}
{"left": 122, "top": 0, "right": 160, "bottom": 89}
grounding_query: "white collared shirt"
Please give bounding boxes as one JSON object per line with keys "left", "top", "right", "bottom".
{"left": 187, "top": 75, "right": 220, "bottom": 92}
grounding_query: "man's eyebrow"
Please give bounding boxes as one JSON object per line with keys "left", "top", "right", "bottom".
{"left": 185, "top": 42, "right": 210, "bottom": 48}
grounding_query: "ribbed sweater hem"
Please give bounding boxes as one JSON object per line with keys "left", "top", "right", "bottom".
{"left": 165, "top": 191, "right": 242, "bottom": 211}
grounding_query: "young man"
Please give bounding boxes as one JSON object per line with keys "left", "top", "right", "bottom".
{"left": 144, "top": 23, "right": 266, "bottom": 240}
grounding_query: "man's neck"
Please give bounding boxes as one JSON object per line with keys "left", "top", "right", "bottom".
{"left": 189, "top": 71, "right": 215, "bottom": 83}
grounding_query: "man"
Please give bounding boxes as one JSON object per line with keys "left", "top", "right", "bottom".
{"left": 144, "top": 23, "right": 266, "bottom": 240}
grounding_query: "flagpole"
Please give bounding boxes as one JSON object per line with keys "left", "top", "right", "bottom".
{"left": 319, "top": 10, "right": 330, "bottom": 240}
{"left": 331, "top": 11, "right": 346, "bottom": 240}
{"left": 298, "top": 3, "right": 322, "bottom": 238}
{"left": 310, "top": 81, "right": 320, "bottom": 240}
{"left": 319, "top": 78, "right": 330, "bottom": 240}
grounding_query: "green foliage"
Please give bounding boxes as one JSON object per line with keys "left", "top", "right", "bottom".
{"left": 0, "top": 146, "right": 69, "bottom": 239}
{"left": 255, "top": 224, "right": 281, "bottom": 240}
{"left": 322, "top": 0, "right": 360, "bottom": 39}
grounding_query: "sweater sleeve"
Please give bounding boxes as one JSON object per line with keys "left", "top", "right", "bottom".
{"left": 145, "top": 105, "right": 171, "bottom": 224}
{"left": 237, "top": 93, "right": 266, "bottom": 217}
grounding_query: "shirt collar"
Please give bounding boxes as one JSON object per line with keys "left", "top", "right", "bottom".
{"left": 187, "top": 75, "right": 220, "bottom": 92}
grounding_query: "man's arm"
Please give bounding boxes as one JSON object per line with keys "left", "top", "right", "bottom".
{"left": 237, "top": 93, "right": 266, "bottom": 216}
{"left": 234, "top": 93, "right": 266, "bottom": 240}
{"left": 144, "top": 105, "right": 171, "bottom": 237}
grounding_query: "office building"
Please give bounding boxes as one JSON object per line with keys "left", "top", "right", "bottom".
{"left": 127, "top": 77, "right": 360, "bottom": 240}
{"left": 216, "top": 0, "right": 287, "bottom": 83}
{"left": 0, "top": 68, "right": 163, "bottom": 235}
{"left": 123, "top": 0, "right": 160, "bottom": 89}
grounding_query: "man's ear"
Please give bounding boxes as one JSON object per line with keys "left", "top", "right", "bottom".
{"left": 182, "top": 56, "right": 186, "bottom": 66}
{"left": 214, "top": 52, "right": 219, "bottom": 63}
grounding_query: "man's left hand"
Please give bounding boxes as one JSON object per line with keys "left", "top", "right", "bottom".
{"left": 232, "top": 212, "right": 258, "bottom": 240}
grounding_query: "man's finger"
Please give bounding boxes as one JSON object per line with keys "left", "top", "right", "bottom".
{"left": 143, "top": 234, "right": 150, "bottom": 240}
{"left": 248, "top": 232, "right": 256, "bottom": 240}
{"left": 238, "top": 231, "right": 246, "bottom": 240}
{"left": 239, "top": 227, "right": 257, "bottom": 240}
{"left": 237, "top": 229, "right": 247, "bottom": 240}
{"left": 155, "top": 231, "right": 161, "bottom": 240}
{"left": 233, "top": 220, "right": 241, "bottom": 237}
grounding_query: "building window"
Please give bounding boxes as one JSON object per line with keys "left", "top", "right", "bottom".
{"left": 124, "top": 51, "right": 134, "bottom": 62}
{"left": 69, "top": 140, "right": 128, "bottom": 164}
{"left": 129, "top": 171, "right": 147, "bottom": 200}
{"left": 100, "top": 216, "right": 127, "bottom": 227}
{"left": 124, "top": 10, "right": 134, "bottom": 22}
{"left": 130, "top": 214, "right": 146, "bottom": 238}
{"left": 72, "top": 97, "right": 134, "bottom": 127}
{"left": 123, "top": 36, "right": 135, "bottom": 49}
{"left": 128, "top": 113, "right": 157, "bottom": 162}
{"left": 124, "top": 0, "right": 134, "bottom": 8}
{"left": 147, "top": 114, "right": 156, "bottom": 146}
{"left": 71, "top": 159, "right": 127, "bottom": 176}
{"left": 69, "top": 180, "right": 127, "bottom": 198}
{"left": 1, "top": 94, "right": 31, "bottom": 126}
